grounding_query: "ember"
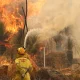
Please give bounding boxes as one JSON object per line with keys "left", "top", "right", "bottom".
{"left": 0, "top": 56, "right": 10, "bottom": 66}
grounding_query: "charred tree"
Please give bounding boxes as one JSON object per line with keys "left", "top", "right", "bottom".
{"left": 66, "top": 37, "right": 73, "bottom": 66}
{"left": 0, "top": 22, "right": 7, "bottom": 55}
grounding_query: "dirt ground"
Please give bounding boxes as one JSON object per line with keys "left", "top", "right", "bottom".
{"left": 0, "top": 65, "right": 80, "bottom": 80}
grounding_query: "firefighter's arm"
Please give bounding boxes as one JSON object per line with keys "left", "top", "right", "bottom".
{"left": 15, "top": 59, "right": 21, "bottom": 71}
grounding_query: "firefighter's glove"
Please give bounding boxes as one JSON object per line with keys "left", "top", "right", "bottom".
{"left": 22, "top": 73, "right": 25, "bottom": 78}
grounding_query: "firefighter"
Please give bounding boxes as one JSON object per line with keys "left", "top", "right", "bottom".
{"left": 12, "top": 47, "right": 33, "bottom": 80}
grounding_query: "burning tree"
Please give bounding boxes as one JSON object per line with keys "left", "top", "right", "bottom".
{"left": 0, "top": 22, "right": 7, "bottom": 55}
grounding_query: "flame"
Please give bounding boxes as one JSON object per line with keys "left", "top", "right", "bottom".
{"left": 28, "top": 54, "right": 39, "bottom": 70}
{"left": 39, "top": 47, "right": 44, "bottom": 51}
{"left": 28, "top": 0, "right": 46, "bottom": 17}
{"left": 1, "top": 7, "right": 23, "bottom": 34}
{"left": 0, "top": 41, "right": 12, "bottom": 48}
{"left": 0, "top": 0, "right": 45, "bottom": 41}
{"left": 0, "top": 0, "right": 12, "bottom": 7}
{"left": 1, "top": 60, "right": 10, "bottom": 66}
{"left": 0, "top": 56, "right": 10, "bottom": 66}
{"left": 0, "top": 0, "right": 24, "bottom": 35}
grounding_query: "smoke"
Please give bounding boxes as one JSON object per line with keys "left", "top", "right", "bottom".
{"left": 28, "top": 0, "right": 80, "bottom": 37}
{"left": 9, "top": 0, "right": 80, "bottom": 47}
{"left": 1, "top": 0, "right": 80, "bottom": 57}
{"left": 28, "top": 0, "right": 71, "bottom": 41}
{"left": 27, "top": 0, "right": 80, "bottom": 58}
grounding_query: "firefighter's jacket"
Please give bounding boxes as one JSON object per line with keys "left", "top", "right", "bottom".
{"left": 13, "top": 57, "right": 33, "bottom": 80}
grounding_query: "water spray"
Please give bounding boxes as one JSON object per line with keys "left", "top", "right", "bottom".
{"left": 24, "top": 28, "right": 41, "bottom": 48}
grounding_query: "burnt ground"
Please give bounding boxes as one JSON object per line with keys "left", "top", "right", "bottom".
{"left": 0, "top": 64, "right": 80, "bottom": 80}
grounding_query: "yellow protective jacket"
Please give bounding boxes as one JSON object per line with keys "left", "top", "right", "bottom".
{"left": 13, "top": 57, "right": 33, "bottom": 80}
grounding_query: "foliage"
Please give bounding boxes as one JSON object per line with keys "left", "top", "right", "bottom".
{"left": 26, "top": 35, "right": 39, "bottom": 55}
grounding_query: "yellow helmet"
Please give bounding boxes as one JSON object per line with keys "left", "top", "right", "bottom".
{"left": 17, "top": 47, "right": 25, "bottom": 55}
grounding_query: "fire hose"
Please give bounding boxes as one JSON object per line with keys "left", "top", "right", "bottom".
{"left": 21, "top": 67, "right": 30, "bottom": 80}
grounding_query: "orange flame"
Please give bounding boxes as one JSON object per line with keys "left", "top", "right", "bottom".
{"left": 28, "top": 0, "right": 45, "bottom": 17}
{"left": 0, "top": 0, "right": 12, "bottom": 7}
{"left": 0, "top": 56, "right": 10, "bottom": 66}
{"left": 0, "top": 0, "right": 24, "bottom": 35}
{"left": 0, "top": 41, "right": 12, "bottom": 48}
{"left": 1, "top": 7, "right": 23, "bottom": 34}
{"left": 0, "top": 0, "right": 45, "bottom": 41}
